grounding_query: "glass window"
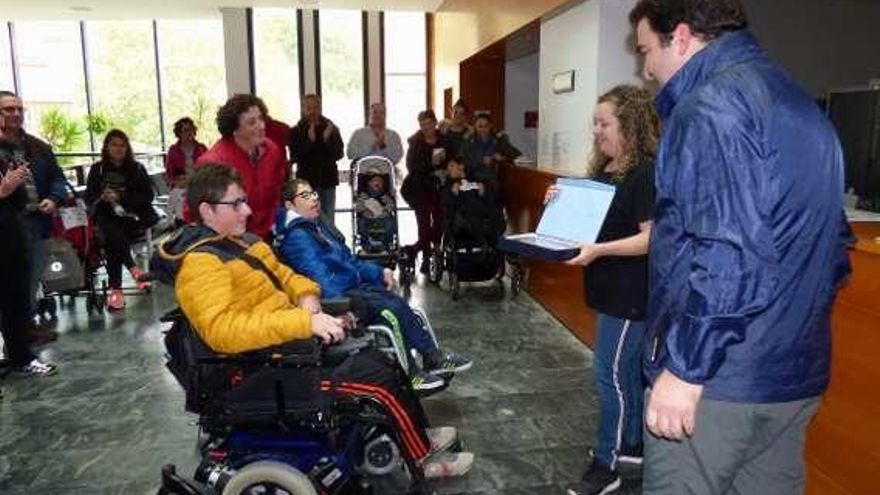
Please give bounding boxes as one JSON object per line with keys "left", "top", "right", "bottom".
{"left": 86, "top": 21, "right": 162, "bottom": 153}
{"left": 253, "top": 8, "right": 300, "bottom": 126}
{"left": 15, "top": 21, "right": 88, "bottom": 157}
{"left": 384, "top": 12, "right": 426, "bottom": 159}
{"left": 319, "top": 9, "right": 364, "bottom": 160}
{"left": 0, "top": 23, "right": 14, "bottom": 93}
{"left": 157, "top": 19, "right": 226, "bottom": 148}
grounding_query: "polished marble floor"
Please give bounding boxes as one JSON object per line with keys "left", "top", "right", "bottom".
{"left": 0, "top": 273, "right": 643, "bottom": 494}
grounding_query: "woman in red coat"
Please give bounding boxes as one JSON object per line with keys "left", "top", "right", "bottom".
{"left": 196, "top": 94, "right": 288, "bottom": 240}
{"left": 165, "top": 117, "right": 207, "bottom": 185}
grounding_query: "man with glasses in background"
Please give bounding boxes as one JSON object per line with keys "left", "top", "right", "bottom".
{"left": 0, "top": 90, "right": 67, "bottom": 347}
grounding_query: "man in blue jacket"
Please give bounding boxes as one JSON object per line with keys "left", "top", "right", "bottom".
{"left": 0, "top": 91, "right": 67, "bottom": 346}
{"left": 627, "top": 2, "right": 851, "bottom": 494}
{"left": 275, "top": 178, "right": 472, "bottom": 392}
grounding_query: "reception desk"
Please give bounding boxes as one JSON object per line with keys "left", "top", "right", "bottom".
{"left": 499, "top": 162, "right": 880, "bottom": 495}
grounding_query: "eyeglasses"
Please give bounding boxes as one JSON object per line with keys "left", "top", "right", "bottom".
{"left": 296, "top": 190, "right": 319, "bottom": 200}
{"left": 210, "top": 197, "right": 249, "bottom": 210}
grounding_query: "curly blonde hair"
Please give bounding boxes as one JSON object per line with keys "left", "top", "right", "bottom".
{"left": 587, "top": 85, "right": 661, "bottom": 181}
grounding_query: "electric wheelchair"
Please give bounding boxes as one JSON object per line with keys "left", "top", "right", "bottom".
{"left": 156, "top": 300, "right": 440, "bottom": 495}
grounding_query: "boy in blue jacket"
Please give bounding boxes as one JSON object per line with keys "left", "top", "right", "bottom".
{"left": 275, "top": 178, "right": 472, "bottom": 391}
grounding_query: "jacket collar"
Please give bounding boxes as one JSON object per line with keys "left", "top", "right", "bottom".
{"left": 655, "top": 30, "right": 764, "bottom": 120}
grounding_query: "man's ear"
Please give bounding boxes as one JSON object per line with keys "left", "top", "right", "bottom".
{"left": 283, "top": 200, "right": 295, "bottom": 210}
{"left": 672, "top": 22, "right": 695, "bottom": 55}
{"left": 198, "top": 202, "right": 214, "bottom": 223}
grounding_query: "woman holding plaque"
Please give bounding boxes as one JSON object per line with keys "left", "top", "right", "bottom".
{"left": 548, "top": 85, "right": 660, "bottom": 495}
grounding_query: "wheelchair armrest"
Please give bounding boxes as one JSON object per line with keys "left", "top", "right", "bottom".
{"left": 321, "top": 297, "right": 351, "bottom": 316}
{"left": 205, "top": 339, "right": 323, "bottom": 367}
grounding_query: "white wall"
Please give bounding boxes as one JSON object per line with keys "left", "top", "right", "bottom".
{"left": 537, "top": 0, "right": 637, "bottom": 175}
{"left": 743, "top": 0, "right": 880, "bottom": 96}
{"left": 504, "top": 53, "right": 540, "bottom": 161}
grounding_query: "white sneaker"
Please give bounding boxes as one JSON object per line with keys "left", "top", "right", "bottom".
{"left": 426, "top": 426, "right": 457, "bottom": 453}
{"left": 422, "top": 451, "right": 475, "bottom": 479}
{"left": 17, "top": 359, "right": 58, "bottom": 377}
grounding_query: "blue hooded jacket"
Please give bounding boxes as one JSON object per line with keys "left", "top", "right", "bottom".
{"left": 275, "top": 209, "right": 384, "bottom": 299}
{"left": 645, "top": 30, "right": 852, "bottom": 403}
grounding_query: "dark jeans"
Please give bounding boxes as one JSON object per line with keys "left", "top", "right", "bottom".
{"left": 318, "top": 187, "right": 336, "bottom": 228}
{"left": 322, "top": 348, "right": 431, "bottom": 460}
{"left": 411, "top": 192, "right": 443, "bottom": 258}
{"left": 0, "top": 216, "right": 37, "bottom": 366}
{"left": 345, "top": 284, "right": 438, "bottom": 364}
{"left": 93, "top": 204, "right": 139, "bottom": 289}
{"left": 593, "top": 313, "right": 646, "bottom": 469}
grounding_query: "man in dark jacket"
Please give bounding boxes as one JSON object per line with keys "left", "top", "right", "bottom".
{"left": 628, "top": 2, "right": 851, "bottom": 494}
{"left": 0, "top": 91, "right": 67, "bottom": 345}
{"left": 289, "top": 94, "right": 344, "bottom": 228}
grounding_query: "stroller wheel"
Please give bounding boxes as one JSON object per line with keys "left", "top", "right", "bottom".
{"left": 221, "top": 461, "right": 318, "bottom": 495}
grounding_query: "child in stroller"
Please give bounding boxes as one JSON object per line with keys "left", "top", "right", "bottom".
{"left": 351, "top": 156, "right": 399, "bottom": 258}
{"left": 439, "top": 156, "right": 507, "bottom": 299}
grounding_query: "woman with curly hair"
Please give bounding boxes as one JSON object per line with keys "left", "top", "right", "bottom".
{"left": 546, "top": 85, "right": 660, "bottom": 495}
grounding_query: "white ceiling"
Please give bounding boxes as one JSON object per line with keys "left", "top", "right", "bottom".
{"left": 0, "top": 0, "right": 444, "bottom": 20}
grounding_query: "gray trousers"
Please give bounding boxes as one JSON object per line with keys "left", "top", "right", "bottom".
{"left": 643, "top": 395, "right": 821, "bottom": 495}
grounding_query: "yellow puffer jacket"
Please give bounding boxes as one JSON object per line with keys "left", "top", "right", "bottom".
{"left": 156, "top": 226, "right": 321, "bottom": 354}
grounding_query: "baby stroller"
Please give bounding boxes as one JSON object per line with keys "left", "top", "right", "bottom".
{"left": 439, "top": 179, "right": 508, "bottom": 301}
{"left": 156, "top": 304, "right": 438, "bottom": 495}
{"left": 350, "top": 156, "right": 404, "bottom": 271}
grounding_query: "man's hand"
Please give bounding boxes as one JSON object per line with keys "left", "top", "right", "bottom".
{"left": 323, "top": 123, "right": 335, "bottom": 142}
{"left": 451, "top": 182, "right": 460, "bottom": 195}
{"left": 311, "top": 313, "right": 346, "bottom": 344}
{"left": 0, "top": 165, "right": 29, "bottom": 198}
{"left": 476, "top": 183, "right": 485, "bottom": 195}
{"left": 383, "top": 268, "right": 396, "bottom": 290}
{"left": 299, "top": 294, "right": 322, "bottom": 314}
{"left": 308, "top": 123, "right": 317, "bottom": 142}
{"left": 38, "top": 198, "right": 57, "bottom": 215}
{"left": 492, "top": 152, "right": 504, "bottom": 162}
{"left": 565, "top": 243, "right": 603, "bottom": 266}
{"left": 645, "top": 369, "right": 704, "bottom": 440}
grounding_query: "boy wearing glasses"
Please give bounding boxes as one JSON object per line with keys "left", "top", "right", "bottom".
{"left": 153, "top": 164, "right": 475, "bottom": 479}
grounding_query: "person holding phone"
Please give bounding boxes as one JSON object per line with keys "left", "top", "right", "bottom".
{"left": 0, "top": 123, "right": 58, "bottom": 377}
{"left": 547, "top": 85, "right": 660, "bottom": 495}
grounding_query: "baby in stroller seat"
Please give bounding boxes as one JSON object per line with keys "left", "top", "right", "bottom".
{"left": 442, "top": 156, "right": 506, "bottom": 247}
{"left": 355, "top": 173, "right": 395, "bottom": 253}
{"left": 153, "top": 164, "right": 473, "bottom": 494}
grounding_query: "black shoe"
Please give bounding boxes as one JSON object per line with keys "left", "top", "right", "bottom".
{"left": 618, "top": 443, "right": 643, "bottom": 465}
{"left": 566, "top": 461, "right": 620, "bottom": 495}
{"left": 419, "top": 259, "right": 430, "bottom": 274}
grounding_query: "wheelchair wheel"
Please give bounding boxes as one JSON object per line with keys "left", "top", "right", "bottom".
{"left": 221, "top": 461, "right": 318, "bottom": 495}
{"left": 362, "top": 433, "right": 402, "bottom": 476}
{"left": 427, "top": 249, "right": 443, "bottom": 285}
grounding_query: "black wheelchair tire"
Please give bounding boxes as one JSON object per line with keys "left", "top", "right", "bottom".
{"left": 221, "top": 461, "right": 317, "bottom": 495}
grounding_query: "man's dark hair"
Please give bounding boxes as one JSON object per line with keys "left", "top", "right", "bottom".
{"left": 186, "top": 164, "right": 242, "bottom": 222}
{"left": 216, "top": 94, "right": 266, "bottom": 139}
{"left": 452, "top": 99, "right": 468, "bottom": 112}
{"left": 0, "top": 90, "right": 17, "bottom": 99}
{"left": 172, "top": 117, "right": 196, "bottom": 139}
{"left": 629, "top": 0, "right": 748, "bottom": 44}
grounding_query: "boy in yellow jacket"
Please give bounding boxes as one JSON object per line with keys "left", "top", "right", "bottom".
{"left": 153, "top": 163, "right": 474, "bottom": 479}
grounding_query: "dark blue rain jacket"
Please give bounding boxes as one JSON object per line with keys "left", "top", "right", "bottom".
{"left": 645, "top": 30, "right": 852, "bottom": 403}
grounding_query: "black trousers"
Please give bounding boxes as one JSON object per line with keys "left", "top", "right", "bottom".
{"left": 321, "top": 349, "right": 431, "bottom": 461}
{"left": 93, "top": 204, "right": 139, "bottom": 288}
{"left": 0, "top": 215, "right": 36, "bottom": 366}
